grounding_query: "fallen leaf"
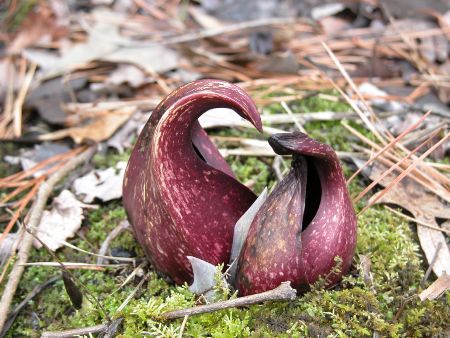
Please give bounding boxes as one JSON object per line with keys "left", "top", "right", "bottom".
{"left": 7, "top": 3, "right": 65, "bottom": 55}
{"left": 39, "top": 107, "right": 134, "bottom": 143}
{"left": 311, "top": 3, "right": 345, "bottom": 20}
{"left": 188, "top": 256, "right": 217, "bottom": 296}
{"left": 22, "top": 48, "right": 61, "bottom": 71}
{"left": 102, "top": 45, "right": 179, "bottom": 75}
{"left": 188, "top": 256, "right": 228, "bottom": 301}
{"left": 73, "top": 161, "right": 126, "bottom": 203}
{"left": 62, "top": 271, "right": 83, "bottom": 309}
{"left": 107, "top": 112, "right": 149, "bottom": 153}
{"left": 106, "top": 64, "right": 148, "bottom": 88}
{"left": 0, "top": 233, "right": 19, "bottom": 267}
{"left": 37, "top": 8, "right": 180, "bottom": 80}
{"left": 4, "top": 142, "right": 72, "bottom": 176}
{"left": 255, "top": 51, "right": 299, "bottom": 75}
{"left": 383, "top": 0, "right": 449, "bottom": 19}
{"left": 355, "top": 159, "right": 450, "bottom": 277}
{"left": 419, "top": 272, "right": 450, "bottom": 301}
{"left": 34, "top": 190, "right": 95, "bottom": 251}
{"left": 358, "top": 82, "right": 404, "bottom": 113}
{"left": 25, "top": 77, "right": 87, "bottom": 125}
{"left": 319, "top": 16, "right": 352, "bottom": 34}
{"left": 359, "top": 255, "right": 375, "bottom": 293}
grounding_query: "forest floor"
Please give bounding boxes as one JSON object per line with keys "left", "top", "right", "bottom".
{"left": 0, "top": 1, "right": 449, "bottom": 337}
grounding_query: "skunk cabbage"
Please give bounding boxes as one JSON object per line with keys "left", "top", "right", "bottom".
{"left": 123, "top": 79, "right": 262, "bottom": 284}
{"left": 235, "top": 133, "right": 357, "bottom": 295}
{"left": 123, "top": 79, "right": 357, "bottom": 294}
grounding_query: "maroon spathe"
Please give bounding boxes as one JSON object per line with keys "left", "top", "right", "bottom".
{"left": 123, "top": 79, "right": 262, "bottom": 284}
{"left": 123, "top": 80, "right": 357, "bottom": 295}
{"left": 235, "top": 133, "right": 357, "bottom": 296}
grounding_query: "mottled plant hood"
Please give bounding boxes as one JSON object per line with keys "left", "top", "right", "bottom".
{"left": 123, "top": 79, "right": 262, "bottom": 284}
{"left": 235, "top": 132, "right": 357, "bottom": 295}
{"left": 123, "top": 80, "right": 357, "bottom": 295}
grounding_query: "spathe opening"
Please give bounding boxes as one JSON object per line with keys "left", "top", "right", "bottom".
{"left": 193, "top": 143, "right": 206, "bottom": 162}
{"left": 302, "top": 158, "right": 322, "bottom": 231}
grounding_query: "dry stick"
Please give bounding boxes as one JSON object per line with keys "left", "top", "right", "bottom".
{"left": 80, "top": 16, "right": 297, "bottom": 48}
{"left": 1, "top": 178, "right": 40, "bottom": 204}
{"left": 161, "top": 282, "right": 297, "bottom": 320}
{"left": 346, "top": 110, "right": 431, "bottom": 185}
{"left": 353, "top": 128, "right": 441, "bottom": 204}
{"left": 385, "top": 206, "right": 450, "bottom": 235}
{"left": 0, "top": 146, "right": 85, "bottom": 185}
{"left": 148, "top": 17, "right": 297, "bottom": 46}
{"left": 0, "top": 146, "right": 97, "bottom": 333}
{"left": 12, "top": 62, "right": 36, "bottom": 137}
{"left": 345, "top": 125, "right": 438, "bottom": 190}
{"left": 0, "top": 59, "right": 14, "bottom": 137}
{"left": 0, "top": 176, "right": 45, "bottom": 244}
{"left": 97, "top": 220, "right": 131, "bottom": 265}
{"left": 178, "top": 315, "right": 189, "bottom": 338}
{"left": 344, "top": 123, "right": 449, "bottom": 201}
{"left": 280, "top": 101, "right": 306, "bottom": 133}
{"left": 41, "top": 324, "right": 108, "bottom": 338}
{"left": 22, "top": 262, "right": 126, "bottom": 269}
{"left": 56, "top": 239, "right": 135, "bottom": 263}
{"left": 115, "top": 273, "right": 149, "bottom": 313}
{"left": 359, "top": 132, "right": 450, "bottom": 215}
{"left": 114, "top": 261, "right": 148, "bottom": 293}
{"left": 353, "top": 135, "right": 450, "bottom": 201}
{"left": 321, "top": 42, "right": 387, "bottom": 145}
{"left": 421, "top": 243, "right": 443, "bottom": 287}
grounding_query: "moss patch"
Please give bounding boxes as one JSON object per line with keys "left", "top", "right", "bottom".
{"left": 4, "top": 92, "right": 449, "bottom": 337}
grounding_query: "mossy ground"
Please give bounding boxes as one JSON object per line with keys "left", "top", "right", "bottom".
{"left": 4, "top": 93, "right": 449, "bottom": 337}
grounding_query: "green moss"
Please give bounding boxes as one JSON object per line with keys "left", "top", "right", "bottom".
{"left": 5, "top": 92, "right": 449, "bottom": 337}
{"left": 92, "top": 150, "right": 131, "bottom": 169}
{"left": 229, "top": 156, "right": 276, "bottom": 195}
{"left": 12, "top": 201, "right": 445, "bottom": 337}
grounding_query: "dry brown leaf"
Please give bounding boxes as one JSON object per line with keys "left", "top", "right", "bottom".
{"left": 356, "top": 160, "right": 450, "bottom": 277}
{"left": 39, "top": 107, "right": 134, "bottom": 143}
{"left": 34, "top": 190, "right": 96, "bottom": 251}
{"left": 7, "top": 4, "right": 65, "bottom": 55}
{"left": 419, "top": 272, "right": 450, "bottom": 301}
{"left": 35, "top": 8, "right": 180, "bottom": 80}
{"left": 72, "top": 161, "right": 126, "bottom": 203}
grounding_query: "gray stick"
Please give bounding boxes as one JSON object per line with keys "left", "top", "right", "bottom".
{"left": 161, "top": 282, "right": 296, "bottom": 320}
{"left": 41, "top": 324, "right": 107, "bottom": 338}
{"left": 0, "top": 146, "right": 97, "bottom": 332}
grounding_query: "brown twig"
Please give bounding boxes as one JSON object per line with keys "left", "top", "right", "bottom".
{"left": 12, "top": 62, "right": 36, "bottom": 137}
{"left": 352, "top": 128, "right": 441, "bottom": 204}
{"left": 97, "top": 220, "right": 131, "bottom": 265}
{"left": 359, "top": 132, "right": 450, "bottom": 215}
{"left": 346, "top": 110, "right": 431, "bottom": 185}
{"left": 385, "top": 206, "right": 450, "bottom": 235}
{"left": 160, "top": 282, "right": 296, "bottom": 320}
{"left": 0, "top": 146, "right": 97, "bottom": 333}
{"left": 41, "top": 324, "right": 108, "bottom": 338}
{"left": 41, "top": 317, "right": 124, "bottom": 338}
{"left": 421, "top": 243, "right": 443, "bottom": 287}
